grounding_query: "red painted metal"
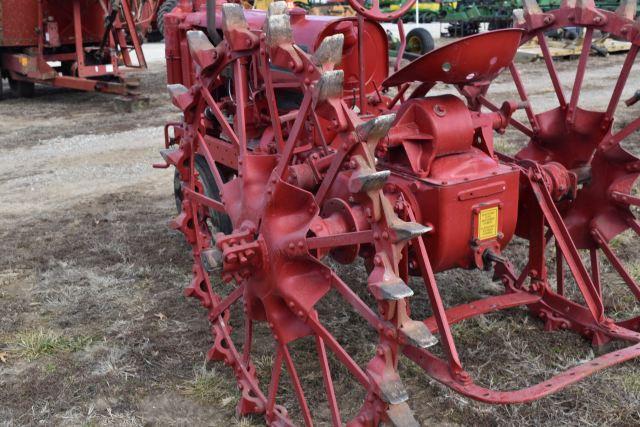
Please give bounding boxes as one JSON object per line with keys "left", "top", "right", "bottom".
{"left": 0, "top": 0, "right": 146, "bottom": 97}
{"left": 383, "top": 29, "right": 524, "bottom": 87}
{"left": 161, "top": 1, "right": 640, "bottom": 425}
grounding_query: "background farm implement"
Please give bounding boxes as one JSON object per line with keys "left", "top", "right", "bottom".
{"left": 0, "top": 0, "right": 147, "bottom": 98}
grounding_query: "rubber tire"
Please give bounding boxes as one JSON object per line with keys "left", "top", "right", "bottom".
{"left": 406, "top": 28, "right": 435, "bottom": 56}
{"left": 174, "top": 154, "right": 233, "bottom": 235}
{"left": 156, "top": 0, "right": 179, "bottom": 38}
{"left": 9, "top": 79, "right": 35, "bottom": 98}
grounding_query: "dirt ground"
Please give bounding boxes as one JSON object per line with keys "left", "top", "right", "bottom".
{"left": 1, "top": 41, "right": 640, "bottom": 427}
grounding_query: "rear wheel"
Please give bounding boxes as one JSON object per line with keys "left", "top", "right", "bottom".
{"left": 9, "top": 78, "right": 35, "bottom": 98}
{"left": 156, "top": 0, "right": 178, "bottom": 37}
{"left": 406, "top": 28, "right": 435, "bottom": 56}
{"left": 174, "top": 154, "right": 233, "bottom": 235}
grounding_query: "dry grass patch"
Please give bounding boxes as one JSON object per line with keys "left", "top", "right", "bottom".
{"left": 13, "top": 329, "right": 94, "bottom": 360}
{"left": 181, "top": 365, "right": 236, "bottom": 407}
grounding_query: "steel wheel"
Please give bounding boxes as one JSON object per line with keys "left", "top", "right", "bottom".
{"left": 476, "top": 0, "right": 640, "bottom": 335}
{"left": 163, "top": 4, "right": 437, "bottom": 425}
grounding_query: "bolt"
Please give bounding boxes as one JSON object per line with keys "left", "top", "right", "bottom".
{"left": 456, "top": 370, "right": 471, "bottom": 384}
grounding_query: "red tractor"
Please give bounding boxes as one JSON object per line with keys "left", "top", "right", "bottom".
{"left": 158, "top": 0, "right": 640, "bottom": 424}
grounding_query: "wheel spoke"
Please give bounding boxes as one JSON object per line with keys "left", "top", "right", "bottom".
{"left": 281, "top": 344, "right": 314, "bottom": 427}
{"left": 407, "top": 208, "right": 464, "bottom": 374}
{"left": 305, "top": 309, "right": 371, "bottom": 388}
{"left": 508, "top": 62, "right": 540, "bottom": 133}
{"left": 590, "top": 248, "right": 601, "bottom": 298}
{"left": 611, "top": 191, "right": 640, "bottom": 208}
{"left": 259, "top": 49, "right": 285, "bottom": 151}
{"left": 536, "top": 31, "right": 567, "bottom": 108}
{"left": 274, "top": 92, "right": 313, "bottom": 180}
{"left": 196, "top": 133, "right": 228, "bottom": 193}
{"left": 182, "top": 186, "right": 226, "bottom": 213}
{"left": 593, "top": 228, "right": 640, "bottom": 300}
{"left": 330, "top": 271, "right": 382, "bottom": 330}
{"left": 567, "top": 28, "right": 593, "bottom": 125}
{"left": 266, "top": 346, "right": 285, "bottom": 418}
{"left": 233, "top": 60, "right": 250, "bottom": 157}
{"left": 628, "top": 217, "right": 640, "bottom": 236}
{"left": 200, "top": 84, "right": 240, "bottom": 147}
{"left": 556, "top": 239, "right": 565, "bottom": 295}
{"left": 243, "top": 318, "right": 253, "bottom": 365}
{"left": 605, "top": 45, "right": 639, "bottom": 123}
{"left": 209, "top": 283, "right": 245, "bottom": 320}
{"left": 608, "top": 116, "right": 640, "bottom": 147}
{"left": 315, "top": 334, "right": 342, "bottom": 426}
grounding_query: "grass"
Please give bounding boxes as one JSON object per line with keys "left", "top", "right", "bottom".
{"left": 181, "top": 366, "right": 235, "bottom": 406}
{"left": 13, "top": 329, "right": 93, "bottom": 361}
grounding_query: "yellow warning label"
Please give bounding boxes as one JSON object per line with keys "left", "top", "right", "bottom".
{"left": 477, "top": 207, "right": 499, "bottom": 240}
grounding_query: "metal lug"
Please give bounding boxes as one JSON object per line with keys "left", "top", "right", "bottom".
{"left": 576, "top": 0, "right": 596, "bottom": 9}
{"left": 522, "top": 0, "right": 543, "bottom": 14}
{"left": 221, "top": 3, "right": 249, "bottom": 32}
{"left": 315, "top": 70, "right": 344, "bottom": 103}
{"left": 356, "top": 114, "right": 396, "bottom": 142}
{"left": 201, "top": 247, "right": 223, "bottom": 273}
{"left": 386, "top": 402, "right": 420, "bottom": 427}
{"left": 186, "top": 30, "right": 214, "bottom": 55}
{"left": 616, "top": 0, "right": 637, "bottom": 19}
{"left": 313, "top": 34, "right": 344, "bottom": 68}
{"left": 390, "top": 221, "right": 433, "bottom": 242}
{"left": 266, "top": 14, "right": 293, "bottom": 47}
{"left": 351, "top": 169, "right": 390, "bottom": 193}
{"left": 267, "top": 1, "right": 288, "bottom": 16}
{"left": 379, "top": 377, "right": 410, "bottom": 405}
{"left": 512, "top": 8, "right": 526, "bottom": 25}
{"left": 400, "top": 320, "right": 438, "bottom": 349}
{"left": 167, "top": 83, "right": 188, "bottom": 99}
{"left": 377, "top": 277, "right": 415, "bottom": 300}
{"left": 159, "top": 148, "right": 179, "bottom": 164}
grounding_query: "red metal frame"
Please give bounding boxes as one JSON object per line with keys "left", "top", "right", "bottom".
{"left": 159, "top": 0, "right": 640, "bottom": 425}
